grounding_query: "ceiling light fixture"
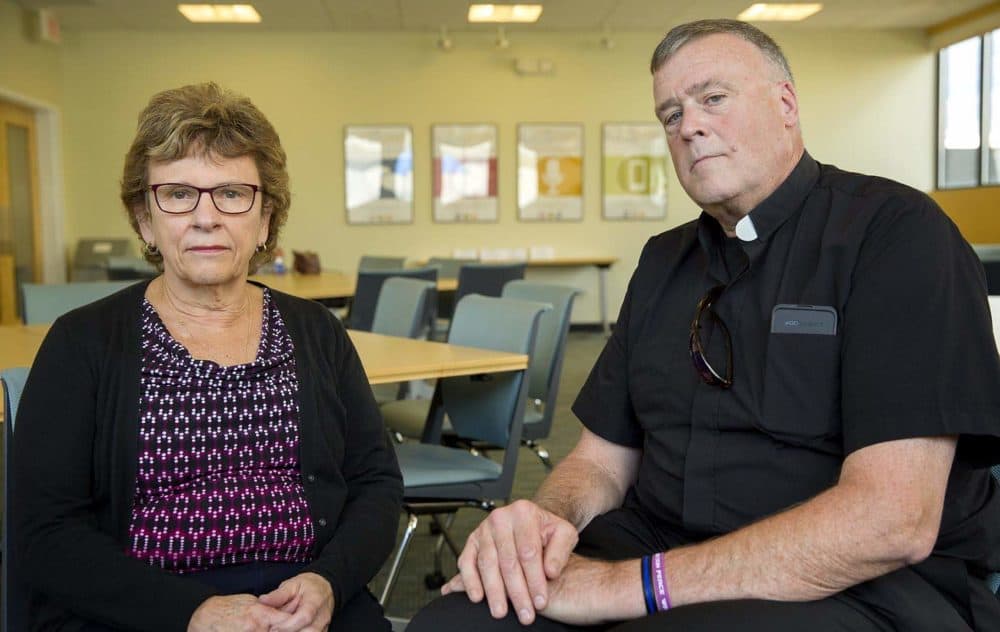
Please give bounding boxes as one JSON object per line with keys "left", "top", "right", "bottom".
{"left": 177, "top": 4, "right": 262, "bottom": 23}
{"left": 468, "top": 4, "right": 543, "bottom": 24}
{"left": 737, "top": 3, "right": 822, "bottom": 22}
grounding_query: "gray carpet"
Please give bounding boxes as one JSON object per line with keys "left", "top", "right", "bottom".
{"left": 372, "top": 331, "right": 608, "bottom": 620}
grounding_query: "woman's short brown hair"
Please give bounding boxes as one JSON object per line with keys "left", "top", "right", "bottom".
{"left": 120, "top": 82, "right": 290, "bottom": 272}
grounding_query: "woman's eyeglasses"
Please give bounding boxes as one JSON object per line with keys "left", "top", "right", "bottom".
{"left": 148, "top": 183, "right": 262, "bottom": 215}
{"left": 689, "top": 285, "right": 733, "bottom": 388}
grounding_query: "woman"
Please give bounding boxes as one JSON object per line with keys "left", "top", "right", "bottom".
{"left": 12, "top": 83, "right": 402, "bottom": 631}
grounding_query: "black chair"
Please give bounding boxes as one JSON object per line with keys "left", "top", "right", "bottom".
{"left": 990, "top": 464, "right": 1000, "bottom": 596}
{"left": 105, "top": 256, "right": 157, "bottom": 281}
{"left": 345, "top": 267, "right": 437, "bottom": 332}
{"left": 2, "top": 367, "right": 30, "bottom": 632}
{"left": 358, "top": 256, "right": 407, "bottom": 272}
{"left": 426, "top": 257, "right": 477, "bottom": 281}
{"left": 454, "top": 262, "right": 526, "bottom": 303}
{"left": 432, "top": 262, "right": 526, "bottom": 339}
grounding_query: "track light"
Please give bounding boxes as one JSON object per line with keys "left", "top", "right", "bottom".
{"left": 496, "top": 26, "right": 510, "bottom": 49}
{"left": 437, "top": 25, "right": 453, "bottom": 51}
{"left": 600, "top": 27, "right": 615, "bottom": 50}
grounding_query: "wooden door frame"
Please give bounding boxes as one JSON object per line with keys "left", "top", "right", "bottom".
{"left": 0, "top": 89, "right": 66, "bottom": 285}
{"left": 0, "top": 100, "right": 44, "bottom": 283}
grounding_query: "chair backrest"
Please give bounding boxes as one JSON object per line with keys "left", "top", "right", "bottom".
{"left": 359, "top": 256, "right": 407, "bottom": 272}
{"left": 20, "top": 281, "right": 135, "bottom": 324}
{"left": 372, "top": 277, "right": 436, "bottom": 339}
{"left": 454, "top": 262, "right": 526, "bottom": 304}
{"left": 347, "top": 267, "right": 438, "bottom": 332}
{"left": 427, "top": 257, "right": 478, "bottom": 280}
{"left": 442, "top": 295, "right": 549, "bottom": 491}
{"left": 990, "top": 465, "right": 1000, "bottom": 596}
{"left": 501, "top": 281, "right": 578, "bottom": 429}
{"left": 2, "top": 367, "right": 30, "bottom": 632}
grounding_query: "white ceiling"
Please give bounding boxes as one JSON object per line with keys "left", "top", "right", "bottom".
{"left": 12, "top": 0, "right": 995, "bottom": 32}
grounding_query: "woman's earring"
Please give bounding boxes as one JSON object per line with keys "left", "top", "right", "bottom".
{"left": 255, "top": 243, "right": 266, "bottom": 254}
{"left": 143, "top": 241, "right": 159, "bottom": 256}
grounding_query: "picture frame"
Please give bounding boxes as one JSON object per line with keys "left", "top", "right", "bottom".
{"left": 517, "top": 123, "right": 584, "bottom": 221}
{"left": 431, "top": 123, "right": 499, "bottom": 223}
{"left": 344, "top": 125, "right": 414, "bottom": 225}
{"left": 601, "top": 122, "right": 668, "bottom": 221}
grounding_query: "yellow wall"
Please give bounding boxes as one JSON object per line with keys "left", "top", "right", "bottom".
{"left": 47, "top": 26, "right": 935, "bottom": 322}
{"left": 0, "top": 1, "right": 62, "bottom": 106}
{"left": 930, "top": 187, "right": 1000, "bottom": 243}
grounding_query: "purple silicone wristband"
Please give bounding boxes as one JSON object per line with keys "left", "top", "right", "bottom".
{"left": 651, "top": 552, "right": 672, "bottom": 611}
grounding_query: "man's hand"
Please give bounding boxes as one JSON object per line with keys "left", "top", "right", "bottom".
{"left": 441, "top": 499, "right": 578, "bottom": 625}
{"left": 258, "top": 572, "right": 335, "bottom": 632}
{"left": 188, "top": 594, "right": 290, "bottom": 631}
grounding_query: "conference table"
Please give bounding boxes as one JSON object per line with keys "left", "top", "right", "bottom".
{"left": 0, "top": 325, "right": 525, "bottom": 385}
{"left": 0, "top": 325, "right": 527, "bottom": 424}
{"left": 250, "top": 270, "right": 458, "bottom": 300}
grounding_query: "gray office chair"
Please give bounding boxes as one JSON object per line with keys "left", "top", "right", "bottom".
{"left": 358, "top": 256, "right": 407, "bottom": 272}
{"left": 383, "top": 282, "right": 578, "bottom": 471}
{"left": 20, "top": 281, "right": 136, "bottom": 324}
{"left": 378, "top": 295, "right": 549, "bottom": 607}
{"left": 2, "top": 367, "right": 30, "bottom": 632}
{"left": 370, "top": 277, "right": 437, "bottom": 405}
{"left": 346, "top": 268, "right": 437, "bottom": 332}
{"left": 500, "top": 281, "right": 578, "bottom": 469}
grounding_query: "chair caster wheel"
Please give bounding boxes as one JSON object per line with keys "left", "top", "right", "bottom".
{"left": 424, "top": 571, "right": 447, "bottom": 589}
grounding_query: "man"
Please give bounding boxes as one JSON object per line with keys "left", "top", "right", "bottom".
{"left": 409, "top": 19, "right": 1000, "bottom": 632}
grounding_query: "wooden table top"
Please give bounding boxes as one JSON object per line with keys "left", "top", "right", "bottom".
{"left": 518, "top": 256, "right": 618, "bottom": 268}
{"left": 0, "top": 325, "right": 525, "bottom": 385}
{"left": 250, "top": 271, "right": 457, "bottom": 299}
{"left": 413, "top": 256, "right": 618, "bottom": 269}
{"left": 349, "top": 330, "right": 526, "bottom": 384}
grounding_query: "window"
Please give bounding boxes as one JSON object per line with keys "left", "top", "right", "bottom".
{"left": 938, "top": 30, "right": 999, "bottom": 188}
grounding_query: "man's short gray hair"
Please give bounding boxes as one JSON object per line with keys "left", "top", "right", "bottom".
{"left": 650, "top": 19, "right": 794, "bottom": 84}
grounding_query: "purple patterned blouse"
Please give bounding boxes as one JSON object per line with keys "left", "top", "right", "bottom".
{"left": 126, "top": 289, "right": 316, "bottom": 573}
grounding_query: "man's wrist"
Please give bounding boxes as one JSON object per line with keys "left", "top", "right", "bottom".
{"left": 609, "top": 559, "right": 649, "bottom": 621}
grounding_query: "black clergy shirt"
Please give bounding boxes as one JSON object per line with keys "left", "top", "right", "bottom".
{"left": 573, "top": 152, "right": 1000, "bottom": 629}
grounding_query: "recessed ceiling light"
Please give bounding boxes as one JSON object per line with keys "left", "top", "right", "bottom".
{"left": 177, "top": 4, "right": 262, "bottom": 24}
{"left": 737, "top": 3, "right": 823, "bottom": 22}
{"left": 468, "top": 4, "right": 543, "bottom": 23}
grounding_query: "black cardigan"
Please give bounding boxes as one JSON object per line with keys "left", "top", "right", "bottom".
{"left": 12, "top": 281, "right": 403, "bottom": 631}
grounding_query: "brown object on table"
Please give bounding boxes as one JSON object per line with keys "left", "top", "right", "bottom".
{"left": 292, "top": 250, "right": 321, "bottom": 275}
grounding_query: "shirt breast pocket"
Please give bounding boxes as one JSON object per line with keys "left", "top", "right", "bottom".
{"left": 759, "top": 332, "right": 841, "bottom": 446}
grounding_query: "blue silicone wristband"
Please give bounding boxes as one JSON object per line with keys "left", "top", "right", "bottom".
{"left": 641, "top": 555, "right": 656, "bottom": 615}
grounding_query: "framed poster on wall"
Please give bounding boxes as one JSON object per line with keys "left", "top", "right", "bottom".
{"left": 432, "top": 124, "right": 498, "bottom": 223}
{"left": 344, "top": 125, "right": 414, "bottom": 224}
{"left": 517, "top": 123, "right": 584, "bottom": 221}
{"left": 602, "top": 123, "right": 668, "bottom": 220}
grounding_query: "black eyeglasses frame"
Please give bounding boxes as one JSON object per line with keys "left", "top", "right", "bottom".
{"left": 148, "top": 182, "right": 263, "bottom": 215}
{"left": 688, "top": 284, "right": 733, "bottom": 388}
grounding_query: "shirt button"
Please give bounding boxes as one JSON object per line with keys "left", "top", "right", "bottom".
{"left": 306, "top": 474, "right": 317, "bottom": 483}
{"left": 318, "top": 518, "right": 327, "bottom": 527}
